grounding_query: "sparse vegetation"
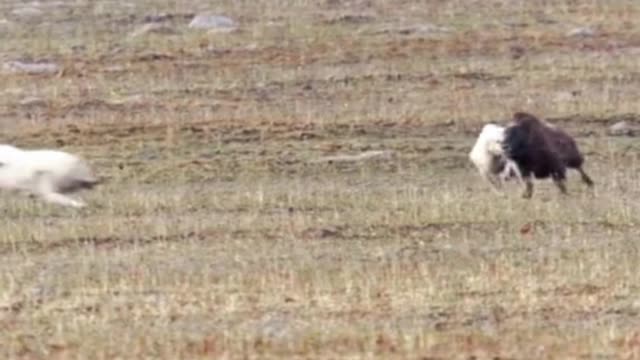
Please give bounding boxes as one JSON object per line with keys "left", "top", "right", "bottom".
{"left": 0, "top": 0, "right": 640, "bottom": 358}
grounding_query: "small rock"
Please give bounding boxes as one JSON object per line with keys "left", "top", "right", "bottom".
{"left": 310, "top": 150, "right": 394, "bottom": 164}
{"left": 608, "top": 121, "right": 635, "bottom": 136}
{"left": 11, "top": 7, "right": 42, "bottom": 17}
{"left": 370, "top": 23, "right": 452, "bottom": 37}
{"left": 113, "top": 94, "right": 147, "bottom": 105}
{"left": 188, "top": 14, "right": 237, "bottom": 32}
{"left": 19, "top": 97, "right": 47, "bottom": 107}
{"left": 251, "top": 313, "right": 307, "bottom": 343}
{"left": 302, "top": 226, "right": 342, "bottom": 239}
{"left": 136, "top": 148, "right": 160, "bottom": 161}
{"left": 413, "top": 23, "right": 452, "bottom": 34}
{"left": 324, "top": 13, "right": 375, "bottom": 25}
{"left": 265, "top": 19, "right": 284, "bottom": 27}
{"left": 27, "top": 1, "right": 68, "bottom": 8}
{"left": 142, "top": 13, "right": 194, "bottom": 23}
{"left": 535, "top": 16, "right": 558, "bottom": 25}
{"left": 143, "top": 13, "right": 172, "bottom": 23}
{"left": 3, "top": 61, "right": 60, "bottom": 75}
{"left": 503, "top": 20, "right": 528, "bottom": 28}
{"left": 129, "top": 23, "right": 177, "bottom": 38}
{"left": 103, "top": 65, "right": 126, "bottom": 73}
{"left": 509, "top": 44, "right": 526, "bottom": 59}
{"left": 567, "top": 27, "right": 595, "bottom": 38}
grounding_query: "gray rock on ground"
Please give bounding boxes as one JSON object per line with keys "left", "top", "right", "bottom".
{"left": 608, "top": 121, "right": 637, "bottom": 136}
{"left": 19, "top": 97, "right": 48, "bottom": 107}
{"left": 188, "top": 14, "right": 237, "bottom": 32}
{"left": 567, "top": 27, "right": 596, "bottom": 37}
{"left": 3, "top": 61, "right": 60, "bottom": 75}
{"left": 370, "top": 23, "right": 452, "bottom": 37}
{"left": 11, "top": 7, "right": 43, "bottom": 18}
{"left": 310, "top": 150, "right": 394, "bottom": 164}
{"left": 251, "top": 312, "right": 308, "bottom": 344}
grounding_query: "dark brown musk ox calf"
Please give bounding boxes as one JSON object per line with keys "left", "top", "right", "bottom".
{"left": 501, "top": 111, "right": 594, "bottom": 198}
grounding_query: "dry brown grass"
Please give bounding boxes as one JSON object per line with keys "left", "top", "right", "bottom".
{"left": 0, "top": 0, "right": 640, "bottom": 358}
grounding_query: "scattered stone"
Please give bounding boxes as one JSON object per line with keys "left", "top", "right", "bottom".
{"left": 251, "top": 312, "right": 308, "bottom": 343}
{"left": 142, "top": 13, "right": 194, "bottom": 24}
{"left": 265, "top": 19, "right": 285, "bottom": 27}
{"left": 310, "top": 150, "right": 394, "bottom": 164}
{"left": 608, "top": 121, "right": 636, "bottom": 136}
{"left": 509, "top": 44, "right": 526, "bottom": 59}
{"left": 3, "top": 60, "right": 60, "bottom": 75}
{"left": 301, "top": 226, "right": 343, "bottom": 239}
{"left": 11, "top": 6, "right": 42, "bottom": 17}
{"left": 136, "top": 148, "right": 161, "bottom": 161}
{"left": 19, "top": 97, "right": 47, "bottom": 107}
{"left": 324, "top": 13, "right": 376, "bottom": 25}
{"left": 109, "top": 94, "right": 147, "bottom": 106}
{"left": 502, "top": 20, "right": 528, "bottom": 28}
{"left": 103, "top": 65, "right": 126, "bottom": 73}
{"left": 425, "top": 23, "right": 450, "bottom": 33}
{"left": 188, "top": 14, "right": 237, "bottom": 32}
{"left": 129, "top": 23, "right": 177, "bottom": 38}
{"left": 71, "top": 44, "right": 86, "bottom": 53}
{"left": 26, "top": 1, "right": 68, "bottom": 8}
{"left": 567, "top": 26, "right": 596, "bottom": 38}
{"left": 370, "top": 23, "right": 452, "bottom": 37}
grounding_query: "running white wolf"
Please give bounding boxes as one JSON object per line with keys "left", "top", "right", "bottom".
{"left": 0, "top": 144, "right": 100, "bottom": 208}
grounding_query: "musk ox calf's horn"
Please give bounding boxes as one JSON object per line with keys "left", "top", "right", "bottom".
{"left": 0, "top": 144, "right": 100, "bottom": 208}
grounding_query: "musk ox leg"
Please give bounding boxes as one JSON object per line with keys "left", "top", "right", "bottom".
{"left": 551, "top": 174, "right": 568, "bottom": 195}
{"left": 553, "top": 179, "right": 567, "bottom": 195}
{"left": 522, "top": 177, "right": 534, "bottom": 199}
{"left": 577, "top": 167, "right": 594, "bottom": 187}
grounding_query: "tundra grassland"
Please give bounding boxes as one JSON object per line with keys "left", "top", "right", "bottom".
{"left": 0, "top": 0, "right": 640, "bottom": 358}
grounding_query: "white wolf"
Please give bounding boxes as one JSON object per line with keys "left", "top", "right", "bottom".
{"left": 469, "top": 123, "right": 523, "bottom": 193}
{"left": 0, "top": 145, "right": 100, "bottom": 208}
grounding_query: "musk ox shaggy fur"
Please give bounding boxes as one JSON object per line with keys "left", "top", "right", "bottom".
{"left": 0, "top": 145, "right": 100, "bottom": 208}
{"left": 502, "top": 111, "right": 594, "bottom": 198}
{"left": 469, "top": 123, "right": 523, "bottom": 193}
